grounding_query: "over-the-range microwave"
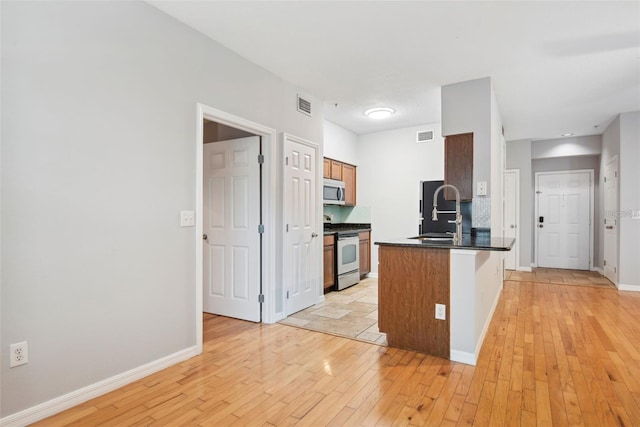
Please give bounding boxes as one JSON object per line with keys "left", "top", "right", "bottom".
{"left": 323, "top": 178, "right": 345, "bottom": 205}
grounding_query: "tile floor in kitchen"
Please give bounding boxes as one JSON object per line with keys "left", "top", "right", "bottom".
{"left": 279, "top": 277, "right": 387, "bottom": 346}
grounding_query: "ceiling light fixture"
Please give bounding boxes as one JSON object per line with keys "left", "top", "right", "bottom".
{"left": 561, "top": 133, "right": 574, "bottom": 137}
{"left": 364, "top": 107, "right": 395, "bottom": 119}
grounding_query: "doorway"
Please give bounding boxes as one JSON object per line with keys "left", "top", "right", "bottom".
{"left": 195, "top": 104, "right": 277, "bottom": 353}
{"left": 503, "top": 169, "right": 519, "bottom": 270}
{"left": 535, "top": 170, "right": 593, "bottom": 270}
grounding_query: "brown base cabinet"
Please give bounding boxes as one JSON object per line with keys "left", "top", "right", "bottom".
{"left": 359, "top": 231, "right": 371, "bottom": 278}
{"left": 323, "top": 234, "right": 335, "bottom": 293}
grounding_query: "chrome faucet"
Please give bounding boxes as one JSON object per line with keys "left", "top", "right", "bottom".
{"left": 432, "top": 184, "right": 463, "bottom": 245}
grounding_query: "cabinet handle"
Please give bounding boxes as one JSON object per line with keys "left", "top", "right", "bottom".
{"left": 606, "top": 225, "right": 614, "bottom": 229}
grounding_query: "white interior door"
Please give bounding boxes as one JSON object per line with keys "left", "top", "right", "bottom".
{"left": 283, "top": 134, "right": 320, "bottom": 316}
{"left": 203, "top": 136, "right": 260, "bottom": 322}
{"left": 603, "top": 158, "right": 618, "bottom": 283}
{"left": 536, "top": 171, "right": 591, "bottom": 270}
{"left": 503, "top": 170, "right": 519, "bottom": 270}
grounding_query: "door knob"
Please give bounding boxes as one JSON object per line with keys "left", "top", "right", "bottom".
{"left": 311, "top": 232, "right": 318, "bottom": 238}
{"left": 203, "top": 234, "right": 208, "bottom": 240}
{"left": 538, "top": 224, "right": 544, "bottom": 228}
{"left": 606, "top": 225, "right": 614, "bottom": 230}
{"left": 510, "top": 224, "right": 516, "bottom": 228}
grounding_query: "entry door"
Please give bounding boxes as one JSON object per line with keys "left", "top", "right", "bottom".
{"left": 503, "top": 170, "right": 519, "bottom": 270}
{"left": 203, "top": 136, "right": 260, "bottom": 322}
{"left": 536, "top": 171, "right": 591, "bottom": 270}
{"left": 603, "top": 158, "right": 618, "bottom": 283}
{"left": 283, "top": 134, "right": 320, "bottom": 316}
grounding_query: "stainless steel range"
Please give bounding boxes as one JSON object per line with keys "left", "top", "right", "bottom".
{"left": 336, "top": 232, "right": 360, "bottom": 290}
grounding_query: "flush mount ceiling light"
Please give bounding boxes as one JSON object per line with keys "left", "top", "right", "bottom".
{"left": 364, "top": 107, "right": 395, "bottom": 119}
{"left": 561, "top": 133, "right": 574, "bottom": 137}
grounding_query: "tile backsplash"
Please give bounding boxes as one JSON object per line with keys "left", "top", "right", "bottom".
{"left": 323, "top": 205, "right": 371, "bottom": 223}
{"left": 472, "top": 197, "right": 491, "bottom": 228}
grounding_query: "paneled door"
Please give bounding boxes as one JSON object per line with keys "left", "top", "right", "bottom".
{"left": 603, "top": 157, "right": 618, "bottom": 283}
{"left": 536, "top": 171, "right": 591, "bottom": 270}
{"left": 203, "top": 136, "right": 260, "bottom": 322}
{"left": 503, "top": 170, "right": 519, "bottom": 270}
{"left": 283, "top": 134, "right": 320, "bottom": 316}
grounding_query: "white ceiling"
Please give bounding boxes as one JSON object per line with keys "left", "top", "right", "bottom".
{"left": 150, "top": 1, "right": 640, "bottom": 141}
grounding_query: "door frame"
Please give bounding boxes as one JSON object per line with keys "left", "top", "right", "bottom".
{"left": 195, "top": 104, "right": 277, "bottom": 353}
{"left": 534, "top": 169, "right": 594, "bottom": 270}
{"left": 603, "top": 155, "right": 619, "bottom": 284}
{"left": 281, "top": 132, "right": 323, "bottom": 316}
{"left": 503, "top": 169, "right": 520, "bottom": 270}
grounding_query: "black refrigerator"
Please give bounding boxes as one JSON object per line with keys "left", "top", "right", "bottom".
{"left": 419, "top": 180, "right": 472, "bottom": 235}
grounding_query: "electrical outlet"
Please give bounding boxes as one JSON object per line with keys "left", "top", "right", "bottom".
{"left": 435, "top": 304, "right": 446, "bottom": 320}
{"left": 180, "top": 210, "right": 195, "bottom": 227}
{"left": 10, "top": 341, "right": 28, "bottom": 368}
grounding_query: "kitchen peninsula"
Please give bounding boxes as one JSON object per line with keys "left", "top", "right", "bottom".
{"left": 375, "top": 234, "right": 514, "bottom": 365}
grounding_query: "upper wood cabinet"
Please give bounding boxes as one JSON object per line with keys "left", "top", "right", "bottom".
{"left": 330, "top": 159, "right": 342, "bottom": 180}
{"left": 444, "top": 133, "right": 473, "bottom": 201}
{"left": 341, "top": 163, "right": 357, "bottom": 206}
{"left": 323, "top": 158, "right": 331, "bottom": 179}
{"left": 323, "top": 157, "right": 357, "bottom": 206}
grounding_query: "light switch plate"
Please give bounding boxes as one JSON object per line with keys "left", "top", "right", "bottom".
{"left": 632, "top": 210, "right": 640, "bottom": 220}
{"left": 477, "top": 181, "right": 488, "bottom": 196}
{"left": 180, "top": 211, "right": 195, "bottom": 227}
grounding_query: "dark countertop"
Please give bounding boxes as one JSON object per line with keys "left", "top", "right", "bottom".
{"left": 324, "top": 223, "right": 371, "bottom": 236}
{"left": 375, "top": 234, "right": 515, "bottom": 251}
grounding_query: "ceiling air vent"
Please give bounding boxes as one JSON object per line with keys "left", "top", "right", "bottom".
{"left": 297, "top": 94, "right": 312, "bottom": 117}
{"left": 416, "top": 129, "right": 434, "bottom": 143}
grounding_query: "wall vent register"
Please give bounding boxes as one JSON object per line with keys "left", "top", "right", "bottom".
{"left": 416, "top": 129, "right": 434, "bottom": 143}
{"left": 297, "top": 94, "right": 312, "bottom": 116}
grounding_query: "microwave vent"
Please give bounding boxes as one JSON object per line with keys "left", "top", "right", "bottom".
{"left": 416, "top": 129, "right": 434, "bottom": 143}
{"left": 297, "top": 94, "right": 312, "bottom": 117}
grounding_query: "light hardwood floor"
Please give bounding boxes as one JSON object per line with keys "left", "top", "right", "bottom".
{"left": 35, "top": 279, "right": 640, "bottom": 426}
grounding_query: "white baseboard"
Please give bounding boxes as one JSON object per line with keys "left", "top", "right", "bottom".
{"left": 274, "top": 312, "right": 285, "bottom": 322}
{"left": 366, "top": 272, "right": 378, "bottom": 279}
{"left": 0, "top": 346, "right": 200, "bottom": 427}
{"left": 517, "top": 266, "right": 532, "bottom": 272}
{"left": 618, "top": 283, "right": 640, "bottom": 292}
{"left": 591, "top": 266, "right": 604, "bottom": 275}
{"left": 450, "top": 350, "right": 476, "bottom": 365}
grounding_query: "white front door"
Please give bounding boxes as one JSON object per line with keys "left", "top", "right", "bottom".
{"left": 536, "top": 171, "right": 591, "bottom": 270}
{"left": 283, "top": 134, "right": 320, "bottom": 316}
{"left": 203, "top": 136, "right": 260, "bottom": 322}
{"left": 603, "top": 158, "right": 618, "bottom": 283}
{"left": 503, "top": 170, "right": 519, "bottom": 270}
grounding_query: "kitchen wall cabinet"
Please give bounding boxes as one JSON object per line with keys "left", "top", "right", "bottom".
{"left": 323, "top": 234, "right": 336, "bottom": 293}
{"left": 444, "top": 133, "right": 473, "bottom": 201}
{"left": 323, "top": 158, "right": 331, "bottom": 179}
{"left": 359, "top": 231, "right": 371, "bottom": 278}
{"left": 323, "top": 157, "right": 357, "bottom": 206}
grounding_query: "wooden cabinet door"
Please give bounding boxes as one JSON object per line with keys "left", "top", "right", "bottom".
{"left": 358, "top": 231, "right": 370, "bottom": 277}
{"left": 342, "top": 163, "right": 357, "bottom": 206}
{"left": 330, "top": 160, "right": 342, "bottom": 180}
{"left": 323, "top": 158, "right": 331, "bottom": 179}
{"left": 444, "top": 133, "right": 473, "bottom": 201}
{"left": 323, "top": 235, "right": 335, "bottom": 292}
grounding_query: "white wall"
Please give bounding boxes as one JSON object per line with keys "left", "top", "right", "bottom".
{"left": 1, "top": 1, "right": 323, "bottom": 418}
{"left": 323, "top": 120, "right": 358, "bottom": 165}
{"left": 357, "top": 123, "right": 444, "bottom": 274}
{"left": 506, "top": 139, "right": 533, "bottom": 269}
{"left": 532, "top": 135, "right": 602, "bottom": 159}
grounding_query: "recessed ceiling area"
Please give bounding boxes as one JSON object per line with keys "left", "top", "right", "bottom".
{"left": 150, "top": 1, "right": 640, "bottom": 140}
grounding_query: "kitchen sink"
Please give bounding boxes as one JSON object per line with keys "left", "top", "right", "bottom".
{"left": 409, "top": 232, "right": 454, "bottom": 241}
